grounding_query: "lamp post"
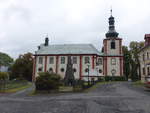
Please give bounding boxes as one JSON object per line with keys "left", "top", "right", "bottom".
{"left": 96, "top": 67, "right": 99, "bottom": 76}
{"left": 111, "top": 69, "right": 116, "bottom": 81}
{"left": 87, "top": 63, "right": 90, "bottom": 85}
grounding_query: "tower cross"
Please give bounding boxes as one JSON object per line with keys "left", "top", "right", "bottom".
{"left": 110, "top": 7, "right": 112, "bottom": 16}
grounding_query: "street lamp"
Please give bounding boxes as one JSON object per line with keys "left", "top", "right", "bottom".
{"left": 87, "top": 63, "right": 90, "bottom": 85}
{"left": 111, "top": 69, "right": 116, "bottom": 81}
{"left": 96, "top": 66, "right": 99, "bottom": 76}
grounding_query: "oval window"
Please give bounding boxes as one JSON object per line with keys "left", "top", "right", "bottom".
{"left": 61, "top": 68, "right": 65, "bottom": 72}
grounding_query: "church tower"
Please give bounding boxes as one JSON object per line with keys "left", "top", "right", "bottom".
{"left": 103, "top": 10, "right": 123, "bottom": 76}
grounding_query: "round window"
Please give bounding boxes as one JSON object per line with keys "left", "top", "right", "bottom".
{"left": 49, "top": 68, "right": 53, "bottom": 73}
{"left": 38, "top": 67, "right": 42, "bottom": 72}
{"left": 85, "top": 68, "right": 89, "bottom": 73}
{"left": 73, "top": 68, "right": 77, "bottom": 72}
{"left": 99, "top": 69, "right": 102, "bottom": 73}
{"left": 61, "top": 68, "right": 64, "bottom": 72}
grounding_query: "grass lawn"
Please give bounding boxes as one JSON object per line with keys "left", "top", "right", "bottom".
{"left": 32, "top": 86, "right": 73, "bottom": 95}
{"left": 0, "top": 80, "right": 32, "bottom": 93}
{"left": 132, "top": 81, "right": 145, "bottom": 87}
{"left": 84, "top": 81, "right": 125, "bottom": 92}
{"left": 59, "top": 86, "right": 73, "bottom": 92}
{"left": 32, "top": 81, "right": 125, "bottom": 95}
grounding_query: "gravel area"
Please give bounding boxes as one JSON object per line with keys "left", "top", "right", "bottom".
{"left": 0, "top": 82, "right": 150, "bottom": 113}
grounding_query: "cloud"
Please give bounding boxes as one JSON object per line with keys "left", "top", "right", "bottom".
{"left": 0, "top": 0, "right": 150, "bottom": 58}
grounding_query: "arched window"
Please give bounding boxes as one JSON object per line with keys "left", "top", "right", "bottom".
{"left": 111, "top": 40, "right": 116, "bottom": 49}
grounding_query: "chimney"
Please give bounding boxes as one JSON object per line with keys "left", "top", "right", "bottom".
{"left": 144, "top": 34, "right": 150, "bottom": 46}
{"left": 44, "top": 37, "right": 49, "bottom": 46}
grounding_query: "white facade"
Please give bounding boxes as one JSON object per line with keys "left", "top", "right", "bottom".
{"left": 32, "top": 14, "right": 124, "bottom": 81}
{"left": 33, "top": 38, "right": 124, "bottom": 81}
{"left": 139, "top": 34, "right": 150, "bottom": 82}
{"left": 34, "top": 55, "right": 104, "bottom": 81}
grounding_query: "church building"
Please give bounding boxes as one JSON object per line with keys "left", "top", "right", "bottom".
{"left": 32, "top": 12, "right": 124, "bottom": 81}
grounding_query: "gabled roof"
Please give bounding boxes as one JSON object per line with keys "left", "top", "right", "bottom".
{"left": 35, "top": 44, "right": 103, "bottom": 55}
{"left": 138, "top": 45, "right": 150, "bottom": 53}
{"left": 145, "top": 34, "right": 150, "bottom": 38}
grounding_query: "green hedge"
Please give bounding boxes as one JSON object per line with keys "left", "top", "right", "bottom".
{"left": 0, "top": 72, "right": 8, "bottom": 80}
{"left": 35, "top": 72, "right": 61, "bottom": 91}
{"left": 97, "top": 76, "right": 126, "bottom": 82}
{"left": 0, "top": 72, "right": 9, "bottom": 90}
{"left": 104, "top": 76, "right": 126, "bottom": 81}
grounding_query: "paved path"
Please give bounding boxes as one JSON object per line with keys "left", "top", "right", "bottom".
{"left": 0, "top": 82, "right": 150, "bottom": 113}
{"left": 8, "top": 83, "right": 35, "bottom": 97}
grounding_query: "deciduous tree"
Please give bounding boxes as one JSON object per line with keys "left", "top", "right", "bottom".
{"left": 129, "top": 41, "right": 144, "bottom": 81}
{"left": 10, "top": 53, "right": 33, "bottom": 81}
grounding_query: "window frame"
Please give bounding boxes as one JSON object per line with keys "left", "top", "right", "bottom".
{"left": 85, "top": 57, "right": 90, "bottom": 64}
{"left": 147, "top": 52, "right": 149, "bottom": 60}
{"left": 147, "top": 67, "right": 150, "bottom": 75}
{"left": 111, "top": 58, "right": 116, "bottom": 65}
{"left": 143, "top": 54, "right": 145, "bottom": 61}
{"left": 61, "top": 57, "right": 65, "bottom": 64}
{"left": 111, "top": 40, "right": 116, "bottom": 49}
{"left": 38, "top": 57, "right": 43, "bottom": 64}
{"left": 143, "top": 67, "right": 145, "bottom": 75}
{"left": 97, "top": 58, "right": 103, "bottom": 65}
{"left": 49, "top": 56, "right": 54, "bottom": 64}
{"left": 72, "top": 57, "right": 77, "bottom": 64}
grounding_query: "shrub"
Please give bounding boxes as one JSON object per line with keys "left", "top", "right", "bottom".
{"left": 105, "top": 76, "right": 112, "bottom": 81}
{"left": 0, "top": 72, "right": 9, "bottom": 80}
{"left": 98, "top": 76, "right": 105, "bottom": 82}
{"left": 105, "top": 76, "right": 126, "bottom": 81}
{"left": 74, "top": 80, "right": 84, "bottom": 86}
{"left": 0, "top": 72, "right": 9, "bottom": 90}
{"left": 73, "top": 80, "right": 85, "bottom": 91}
{"left": 35, "top": 72, "right": 61, "bottom": 91}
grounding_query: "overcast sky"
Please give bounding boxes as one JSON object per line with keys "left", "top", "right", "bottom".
{"left": 0, "top": 0, "right": 150, "bottom": 58}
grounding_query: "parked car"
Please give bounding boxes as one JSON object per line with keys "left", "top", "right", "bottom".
{"left": 145, "top": 76, "right": 150, "bottom": 90}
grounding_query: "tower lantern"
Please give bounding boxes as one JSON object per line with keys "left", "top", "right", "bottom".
{"left": 105, "top": 9, "right": 119, "bottom": 38}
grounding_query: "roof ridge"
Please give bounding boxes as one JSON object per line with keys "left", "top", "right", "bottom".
{"left": 47, "top": 43, "right": 92, "bottom": 46}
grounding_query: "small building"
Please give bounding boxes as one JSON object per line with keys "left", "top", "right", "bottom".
{"left": 139, "top": 34, "right": 150, "bottom": 82}
{"left": 0, "top": 66, "right": 9, "bottom": 72}
{"left": 32, "top": 12, "right": 124, "bottom": 82}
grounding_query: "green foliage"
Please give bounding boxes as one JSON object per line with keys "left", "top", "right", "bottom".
{"left": 104, "top": 76, "right": 126, "bottom": 81}
{"left": 0, "top": 52, "right": 13, "bottom": 66}
{"left": 35, "top": 72, "right": 61, "bottom": 91}
{"left": 0, "top": 72, "right": 9, "bottom": 90}
{"left": 122, "top": 46, "right": 131, "bottom": 80}
{"left": 122, "top": 41, "right": 144, "bottom": 81}
{"left": 74, "top": 80, "right": 84, "bottom": 86}
{"left": 129, "top": 41, "right": 144, "bottom": 81}
{"left": 0, "top": 72, "right": 8, "bottom": 80}
{"left": 10, "top": 53, "right": 33, "bottom": 81}
{"left": 73, "top": 80, "right": 86, "bottom": 91}
{"left": 98, "top": 76, "right": 105, "bottom": 82}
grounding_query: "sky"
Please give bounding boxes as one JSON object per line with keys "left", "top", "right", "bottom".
{"left": 0, "top": 0, "right": 150, "bottom": 59}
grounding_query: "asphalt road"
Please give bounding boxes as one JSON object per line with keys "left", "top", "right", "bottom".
{"left": 0, "top": 82, "right": 150, "bottom": 113}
